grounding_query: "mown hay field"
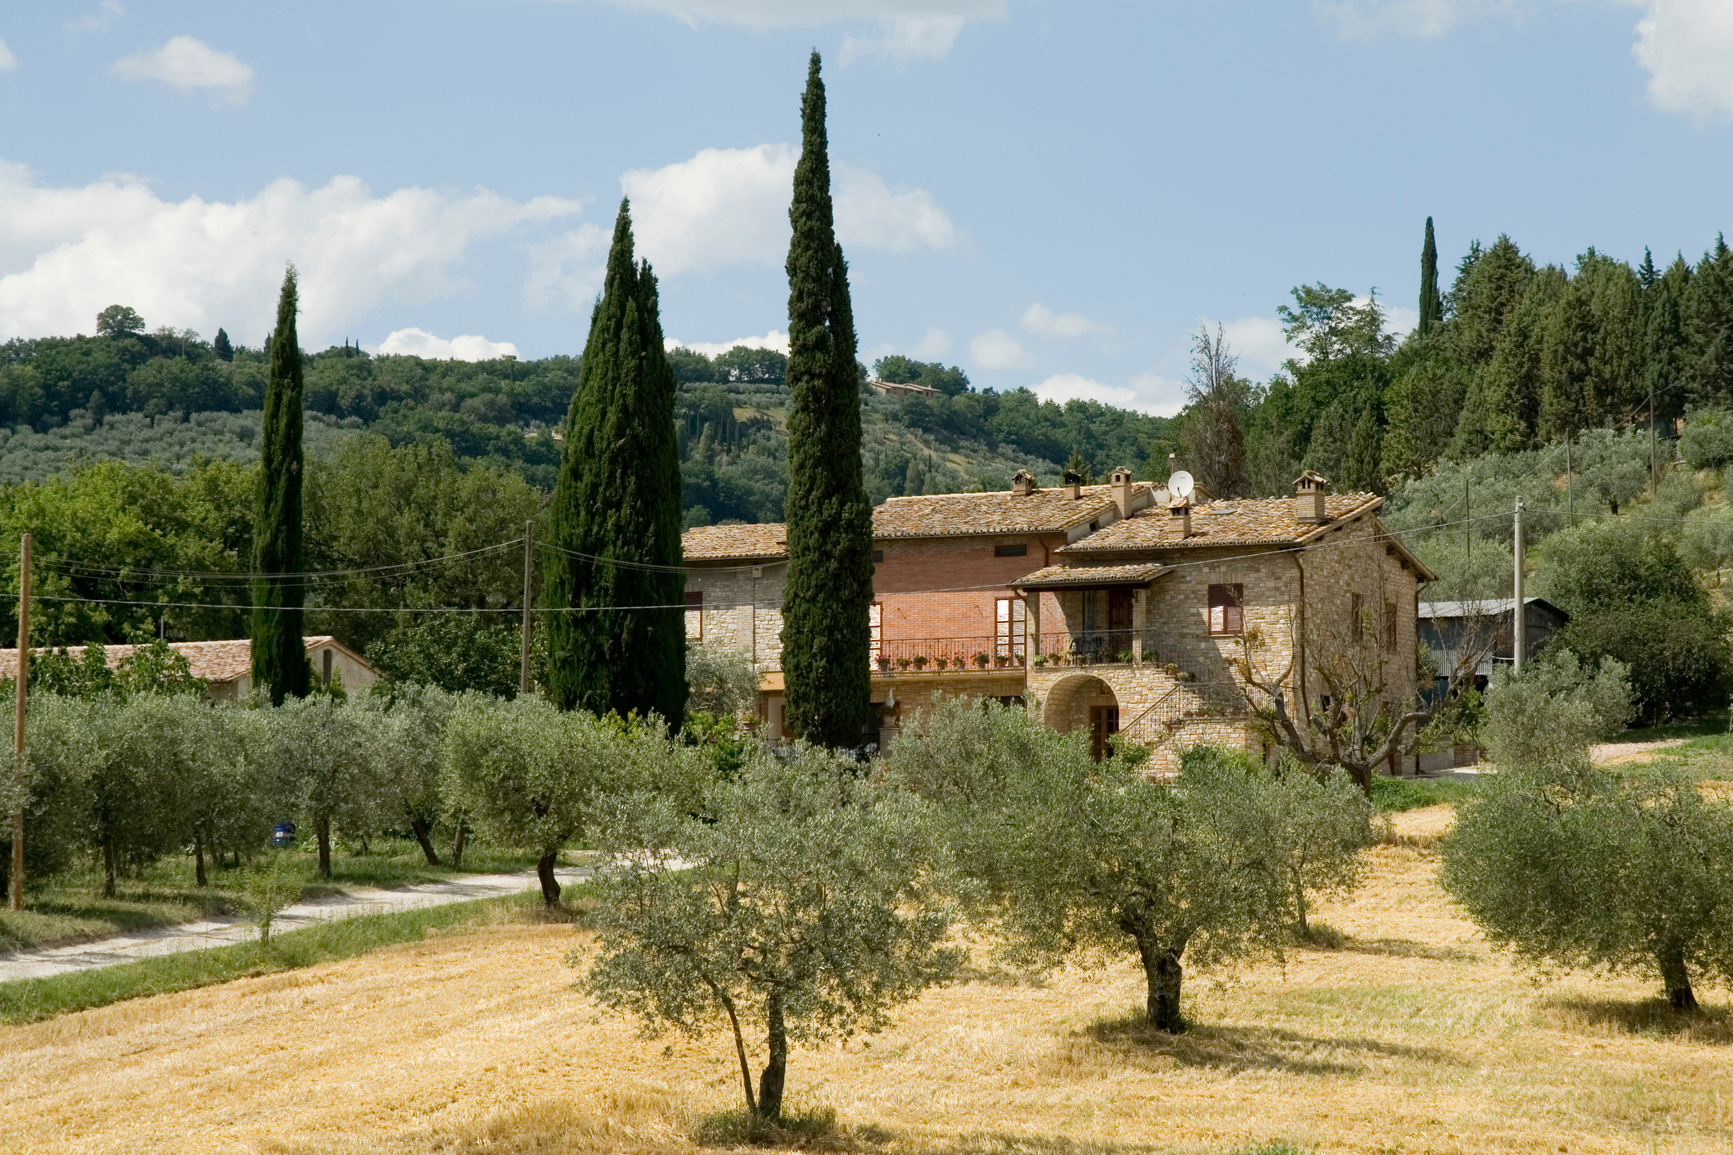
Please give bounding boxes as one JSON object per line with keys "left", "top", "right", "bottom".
{"left": 6, "top": 805, "right": 1731, "bottom": 1155}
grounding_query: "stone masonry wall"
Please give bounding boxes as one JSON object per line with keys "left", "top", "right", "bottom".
{"left": 683, "top": 560, "right": 786, "bottom": 672}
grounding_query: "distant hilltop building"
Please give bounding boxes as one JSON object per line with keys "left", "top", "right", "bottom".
{"left": 0, "top": 636, "right": 379, "bottom": 702}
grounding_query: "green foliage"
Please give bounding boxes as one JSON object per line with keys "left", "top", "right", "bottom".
{"left": 255, "top": 693, "right": 370, "bottom": 878}
{"left": 1419, "top": 217, "right": 1443, "bottom": 337}
{"left": 872, "top": 354, "right": 970, "bottom": 396}
{"left": 543, "top": 201, "right": 686, "bottom": 724}
{"left": 95, "top": 305, "right": 145, "bottom": 340}
{"left": 1479, "top": 649, "right": 1634, "bottom": 768}
{"left": 1368, "top": 774, "right": 1476, "bottom": 813}
{"left": 0, "top": 695, "right": 93, "bottom": 898}
{"left": 1441, "top": 760, "right": 1733, "bottom": 1009}
{"left": 581, "top": 742, "right": 961, "bottom": 1121}
{"left": 369, "top": 618, "right": 531, "bottom": 698}
{"left": 884, "top": 700, "right": 1365, "bottom": 1032}
{"left": 252, "top": 267, "right": 309, "bottom": 705}
{"left": 780, "top": 52, "right": 874, "bottom": 749}
{"left": 1680, "top": 407, "right": 1733, "bottom": 469}
{"left": 684, "top": 640, "right": 759, "bottom": 718}
{"left": 242, "top": 851, "right": 301, "bottom": 944}
{"left": 441, "top": 696, "right": 698, "bottom": 902}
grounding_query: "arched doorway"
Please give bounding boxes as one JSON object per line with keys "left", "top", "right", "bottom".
{"left": 1041, "top": 674, "right": 1120, "bottom": 760}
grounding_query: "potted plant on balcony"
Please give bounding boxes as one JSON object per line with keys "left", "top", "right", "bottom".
{"left": 1116, "top": 649, "right": 1132, "bottom": 664}
{"left": 973, "top": 652, "right": 990, "bottom": 669}
{"left": 896, "top": 657, "right": 912, "bottom": 672}
{"left": 912, "top": 654, "right": 928, "bottom": 671}
{"left": 876, "top": 655, "right": 892, "bottom": 673}
{"left": 1032, "top": 654, "right": 1047, "bottom": 668}
{"left": 951, "top": 655, "right": 967, "bottom": 671}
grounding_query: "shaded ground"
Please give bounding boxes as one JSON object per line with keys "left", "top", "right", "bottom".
{"left": 5, "top": 806, "right": 1730, "bottom": 1154}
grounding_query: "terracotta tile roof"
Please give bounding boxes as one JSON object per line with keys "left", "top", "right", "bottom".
{"left": 0, "top": 636, "right": 350, "bottom": 684}
{"left": 872, "top": 483, "right": 1151, "bottom": 539}
{"left": 1014, "top": 562, "right": 1173, "bottom": 589}
{"left": 683, "top": 523, "right": 789, "bottom": 562}
{"left": 1057, "top": 493, "right": 1384, "bottom": 554}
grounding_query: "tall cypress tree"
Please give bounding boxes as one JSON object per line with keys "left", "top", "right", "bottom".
{"left": 1419, "top": 217, "right": 1443, "bottom": 337}
{"left": 252, "top": 267, "right": 310, "bottom": 706}
{"left": 780, "top": 51, "right": 873, "bottom": 751}
{"left": 543, "top": 199, "right": 686, "bottom": 724}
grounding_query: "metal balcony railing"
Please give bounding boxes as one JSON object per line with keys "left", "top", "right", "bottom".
{"left": 872, "top": 636, "right": 1025, "bottom": 674}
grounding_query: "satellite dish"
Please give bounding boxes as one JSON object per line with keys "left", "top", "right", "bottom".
{"left": 1168, "top": 471, "right": 1194, "bottom": 500}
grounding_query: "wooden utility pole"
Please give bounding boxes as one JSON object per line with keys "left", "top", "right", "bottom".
{"left": 1512, "top": 498, "right": 1525, "bottom": 676}
{"left": 520, "top": 520, "right": 533, "bottom": 696}
{"left": 10, "top": 532, "right": 29, "bottom": 911}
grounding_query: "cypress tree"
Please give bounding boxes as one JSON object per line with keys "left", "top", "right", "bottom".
{"left": 543, "top": 199, "right": 686, "bottom": 724}
{"left": 1418, "top": 217, "right": 1442, "bottom": 337}
{"left": 780, "top": 51, "right": 874, "bottom": 751}
{"left": 252, "top": 267, "right": 310, "bottom": 706}
{"left": 213, "top": 327, "right": 233, "bottom": 362}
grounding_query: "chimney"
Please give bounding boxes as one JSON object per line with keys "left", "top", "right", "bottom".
{"left": 1110, "top": 467, "right": 1134, "bottom": 518}
{"left": 1170, "top": 495, "right": 1191, "bottom": 538}
{"left": 1010, "top": 469, "right": 1037, "bottom": 497}
{"left": 1063, "top": 468, "right": 1083, "bottom": 500}
{"left": 1294, "top": 470, "right": 1330, "bottom": 525}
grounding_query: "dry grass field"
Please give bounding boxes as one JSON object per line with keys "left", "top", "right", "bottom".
{"left": 6, "top": 805, "right": 1731, "bottom": 1155}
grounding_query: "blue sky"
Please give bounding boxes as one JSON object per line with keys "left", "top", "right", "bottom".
{"left": 0, "top": 1, "right": 1729, "bottom": 414}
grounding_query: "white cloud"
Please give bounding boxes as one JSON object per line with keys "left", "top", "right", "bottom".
{"left": 1029, "top": 372, "right": 1181, "bottom": 417}
{"left": 1313, "top": 0, "right": 1531, "bottom": 40}
{"left": 0, "top": 39, "right": 18, "bottom": 72}
{"left": 377, "top": 328, "right": 520, "bottom": 361}
{"left": 523, "top": 222, "right": 610, "bottom": 314}
{"left": 0, "top": 161, "right": 584, "bottom": 346}
{"left": 1214, "top": 315, "right": 1296, "bottom": 379}
{"left": 591, "top": 0, "right": 1002, "bottom": 31}
{"left": 1629, "top": 0, "right": 1733, "bottom": 119}
{"left": 840, "top": 16, "right": 968, "bottom": 63}
{"left": 1020, "top": 302, "right": 1108, "bottom": 339}
{"left": 666, "top": 329, "right": 789, "bottom": 357}
{"left": 112, "top": 36, "right": 254, "bottom": 106}
{"left": 969, "top": 328, "right": 1031, "bottom": 370}
{"left": 622, "top": 144, "right": 958, "bottom": 276}
{"left": 67, "top": 1, "right": 126, "bottom": 33}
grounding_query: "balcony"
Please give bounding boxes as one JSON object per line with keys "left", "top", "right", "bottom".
{"left": 872, "top": 636, "right": 1024, "bottom": 675}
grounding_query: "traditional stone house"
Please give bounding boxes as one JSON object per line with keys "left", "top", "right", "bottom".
{"left": 0, "top": 635, "right": 379, "bottom": 702}
{"left": 682, "top": 470, "right": 1434, "bottom": 774}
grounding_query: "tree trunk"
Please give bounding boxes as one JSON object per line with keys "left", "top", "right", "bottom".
{"left": 103, "top": 839, "right": 118, "bottom": 898}
{"left": 450, "top": 815, "right": 467, "bottom": 868}
{"left": 536, "top": 850, "right": 561, "bottom": 906}
{"left": 758, "top": 989, "right": 788, "bottom": 1123}
{"left": 315, "top": 813, "right": 331, "bottom": 880}
{"left": 1137, "top": 936, "right": 1185, "bottom": 1032}
{"left": 194, "top": 831, "right": 207, "bottom": 887}
{"left": 408, "top": 814, "right": 440, "bottom": 867}
{"left": 1659, "top": 945, "right": 1698, "bottom": 1011}
{"left": 1294, "top": 870, "right": 1309, "bottom": 936}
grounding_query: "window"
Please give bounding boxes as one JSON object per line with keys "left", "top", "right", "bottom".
{"left": 685, "top": 591, "right": 703, "bottom": 641}
{"left": 871, "top": 550, "right": 884, "bottom": 563}
{"left": 1385, "top": 601, "right": 1398, "bottom": 653}
{"left": 1208, "top": 583, "right": 1244, "bottom": 635}
{"left": 870, "top": 602, "right": 883, "bottom": 662}
{"left": 1350, "top": 593, "right": 1364, "bottom": 642}
{"left": 995, "top": 597, "right": 1026, "bottom": 659}
{"left": 994, "top": 543, "right": 1028, "bottom": 558}
{"left": 321, "top": 648, "right": 333, "bottom": 686}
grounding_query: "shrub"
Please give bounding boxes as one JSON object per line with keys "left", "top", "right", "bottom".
{"left": 1479, "top": 649, "right": 1633, "bottom": 767}
{"left": 1681, "top": 406, "right": 1733, "bottom": 470}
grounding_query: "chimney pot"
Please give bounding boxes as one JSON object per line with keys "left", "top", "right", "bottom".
{"left": 1170, "top": 495, "right": 1191, "bottom": 538}
{"left": 1010, "top": 469, "right": 1037, "bottom": 497}
{"left": 1063, "top": 468, "right": 1083, "bottom": 500}
{"left": 1294, "top": 470, "right": 1331, "bottom": 525}
{"left": 1110, "top": 467, "right": 1134, "bottom": 518}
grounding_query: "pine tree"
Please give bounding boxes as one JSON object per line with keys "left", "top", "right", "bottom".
{"left": 780, "top": 51, "right": 874, "bottom": 750}
{"left": 542, "top": 199, "right": 686, "bottom": 724}
{"left": 1449, "top": 235, "right": 1535, "bottom": 367}
{"left": 213, "top": 327, "right": 233, "bottom": 362}
{"left": 1645, "top": 254, "right": 1692, "bottom": 409}
{"left": 1419, "top": 217, "right": 1443, "bottom": 337}
{"left": 1685, "top": 235, "right": 1733, "bottom": 407}
{"left": 252, "top": 267, "right": 310, "bottom": 706}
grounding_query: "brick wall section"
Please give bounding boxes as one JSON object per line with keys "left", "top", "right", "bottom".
{"left": 874, "top": 534, "right": 1065, "bottom": 647}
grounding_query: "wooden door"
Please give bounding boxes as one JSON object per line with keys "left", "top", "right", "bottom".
{"left": 1090, "top": 705, "right": 1119, "bottom": 761}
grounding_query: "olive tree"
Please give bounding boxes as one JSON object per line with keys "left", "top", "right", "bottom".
{"left": 580, "top": 743, "right": 961, "bottom": 1124}
{"left": 84, "top": 694, "right": 205, "bottom": 895}
{"left": 1478, "top": 648, "right": 1633, "bottom": 768}
{"left": 355, "top": 684, "right": 455, "bottom": 866}
{"left": 0, "top": 693, "right": 95, "bottom": 901}
{"left": 441, "top": 697, "right": 695, "bottom": 904}
{"left": 1442, "top": 761, "right": 1733, "bottom": 1010}
{"left": 255, "top": 695, "right": 372, "bottom": 879}
{"left": 1268, "top": 761, "right": 1375, "bottom": 937}
{"left": 885, "top": 699, "right": 1349, "bottom": 1032}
